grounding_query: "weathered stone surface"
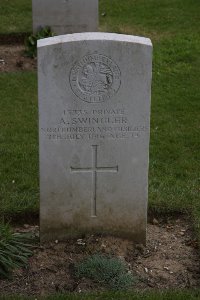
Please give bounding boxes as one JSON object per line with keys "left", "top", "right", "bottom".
{"left": 32, "top": 0, "right": 98, "bottom": 35}
{"left": 38, "top": 32, "right": 152, "bottom": 243}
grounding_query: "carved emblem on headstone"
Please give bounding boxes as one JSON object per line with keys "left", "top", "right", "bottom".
{"left": 70, "top": 54, "right": 121, "bottom": 103}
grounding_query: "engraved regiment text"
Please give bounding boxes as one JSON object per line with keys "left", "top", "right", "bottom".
{"left": 42, "top": 108, "right": 148, "bottom": 141}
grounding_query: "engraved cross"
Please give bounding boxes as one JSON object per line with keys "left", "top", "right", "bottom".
{"left": 70, "top": 145, "right": 118, "bottom": 217}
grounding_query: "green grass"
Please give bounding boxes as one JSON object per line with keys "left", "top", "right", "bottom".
{"left": 0, "top": 73, "right": 38, "bottom": 216}
{"left": 0, "top": 223, "right": 33, "bottom": 279}
{"left": 98, "top": 0, "right": 200, "bottom": 240}
{"left": 150, "top": 35, "right": 200, "bottom": 221}
{"left": 100, "top": 0, "right": 200, "bottom": 39}
{"left": 0, "top": 290, "right": 200, "bottom": 300}
{"left": 0, "top": 0, "right": 32, "bottom": 34}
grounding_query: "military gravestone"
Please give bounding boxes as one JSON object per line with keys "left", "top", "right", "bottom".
{"left": 38, "top": 33, "right": 152, "bottom": 243}
{"left": 32, "top": 0, "right": 98, "bottom": 35}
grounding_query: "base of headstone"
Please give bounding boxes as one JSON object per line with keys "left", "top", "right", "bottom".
{"left": 40, "top": 223, "right": 147, "bottom": 244}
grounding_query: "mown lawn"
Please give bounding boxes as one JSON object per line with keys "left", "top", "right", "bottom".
{"left": 1, "top": 290, "right": 200, "bottom": 300}
{"left": 0, "top": 0, "right": 32, "bottom": 34}
{"left": 0, "top": 73, "right": 38, "bottom": 216}
{"left": 100, "top": 0, "right": 200, "bottom": 37}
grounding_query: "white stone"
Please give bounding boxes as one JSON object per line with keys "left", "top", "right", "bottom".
{"left": 32, "top": 0, "right": 98, "bottom": 35}
{"left": 38, "top": 32, "right": 152, "bottom": 243}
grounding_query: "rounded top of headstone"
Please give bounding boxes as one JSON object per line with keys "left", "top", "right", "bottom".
{"left": 37, "top": 32, "right": 152, "bottom": 48}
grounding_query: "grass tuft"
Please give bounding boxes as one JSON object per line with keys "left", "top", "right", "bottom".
{"left": 75, "top": 254, "right": 135, "bottom": 290}
{"left": 0, "top": 223, "right": 33, "bottom": 279}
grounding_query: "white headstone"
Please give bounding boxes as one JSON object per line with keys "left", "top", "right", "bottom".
{"left": 38, "top": 33, "right": 152, "bottom": 243}
{"left": 32, "top": 0, "right": 98, "bottom": 35}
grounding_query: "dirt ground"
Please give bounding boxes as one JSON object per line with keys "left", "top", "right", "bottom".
{"left": 0, "top": 217, "right": 199, "bottom": 296}
{"left": 0, "top": 45, "right": 37, "bottom": 72}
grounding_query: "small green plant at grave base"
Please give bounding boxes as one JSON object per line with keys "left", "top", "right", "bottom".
{"left": 0, "top": 223, "right": 33, "bottom": 279}
{"left": 25, "top": 26, "right": 54, "bottom": 58}
{"left": 75, "top": 254, "right": 135, "bottom": 290}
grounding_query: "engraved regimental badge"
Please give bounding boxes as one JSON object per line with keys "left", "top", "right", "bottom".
{"left": 70, "top": 54, "right": 121, "bottom": 103}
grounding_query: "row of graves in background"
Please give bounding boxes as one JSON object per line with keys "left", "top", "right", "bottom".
{"left": 32, "top": 0, "right": 98, "bottom": 34}
{"left": 33, "top": 1, "right": 152, "bottom": 244}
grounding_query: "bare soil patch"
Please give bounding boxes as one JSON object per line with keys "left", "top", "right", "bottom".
{"left": 0, "top": 45, "right": 36, "bottom": 72}
{"left": 0, "top": 217, "right": 199, "bottom": 296}
{"left": 0, "top": 33, "right": 29, "bottom": 45}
